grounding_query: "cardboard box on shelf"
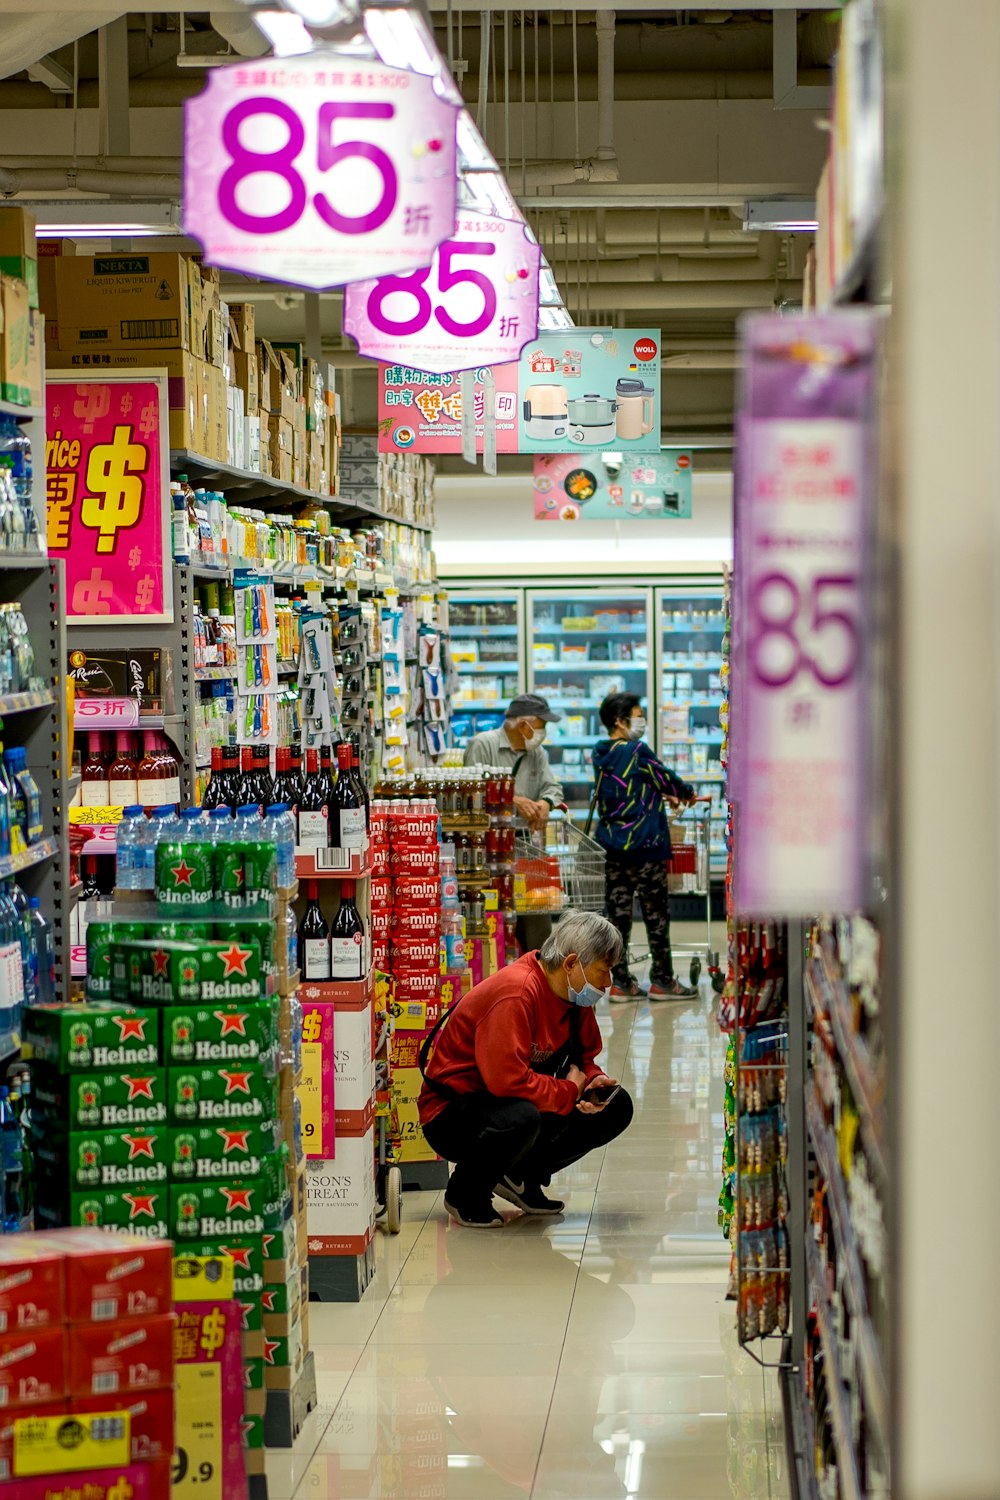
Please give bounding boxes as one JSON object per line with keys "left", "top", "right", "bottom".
{"left": 227, "top": 384, "right": 246, "bottom": 468}
{"left": 206, "top": 305, "right": 227, "bottom": 371}
{"left": 264, "top": 346, "right": 299, "bottom": 424}
{"left": 246, "top": 414, "right": 261, "bottom": 473}
{"left": 55, "top": 252, "right": 193, "bottom": 351}
{"left": 234, "top": 348, "right": 259, "bottom": 415}
{"left": 0, "top": 205, "right": 38, "bottom": 307}
{"left": 305, "top": 1130, "right": 377, "bottom": 1256}
{"left": 26, "top": 309, "right": 43, "bottom": 408}
{"left": 37, "top": 237, "right": 76, "bottom": 343}
{"left": 257, "top": 339, "right": 277, "bottom": 415}
{"left": 186, "top": 257, "right": 204, "bottom": 354}
{"left": 229, "top": 301, "right": 255, "bottom": 349}
{"left": 1, "top": 275, "right": 31, "bottom": 406}
{"left": 204, "top": 361, "right": 228, "bottom": 461}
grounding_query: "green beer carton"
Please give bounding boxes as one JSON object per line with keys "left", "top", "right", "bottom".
{"left": 114, "top": 938, "right": 267, "bottom": 1006}
{"left": 155, "top": 838, "right": 215, "bottom": 908}
{"left": 243, "top": 1357, "right": 265, "bottom": 1394}
{"left": 50, "top": 1127, "right": 171, "bottom": 1190}
{"left": 31, "top": 1066, "right": 167, "bottom": 1128}
{"left": 234, "top": 1291, "right": 263, "bottom": 1332}
{"left": 170, "top": 1179, "right": 269, "bottom": 1240}
{"left": 25, "top": 1004, "right": 159, "bottom": 1071}
{"left": 185, "top": 1235, "right": 265, "bottom": 1295}
{"left": 163, "top": 1002, "right": 277, "bottom": 1066}
{"left": 169, "top": 1120, "right": 276, "bottom": 1183}
{"left": 215, "top": 838, "right": 277, "bottom": 913}
{"left": 86, "top": 919, "right": 148, "bottom": 1001}
{"left": 38, "top": 1187, "right": 171, "bottom": 1239}
{"left": 168, "top": 1062, "right": 278, "bottom": 1128}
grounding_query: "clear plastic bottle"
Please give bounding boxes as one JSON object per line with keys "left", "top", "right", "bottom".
{"left": 149, "top": 803, "right": 183, "bottom": 852}
{"left": 8, "top": 882, "right": 32, "bottom": 1011}
{"left": 0, "top": 416, "right": 37, "bottom": 553}
{"left": 264, "top": 802, "right": 296, "bottom": 889}
{"left": 0, "top": 1086, "right": 22, "bottom": 1232}
{"left": 115, "top": 805, "right": 146, "bottom": 890}
{"left": 133, "top": 806, "right": 157, "bottom": 891}
{"left": 27, "top": 898, "right": 53, "bottom": 1007}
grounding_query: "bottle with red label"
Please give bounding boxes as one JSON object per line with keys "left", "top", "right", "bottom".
{"left": 269, "top": 747, "right": 301, "bottom": 820}
{"left": 331, "top": 743, "right": 366, "bottom": 850}
{"left": 80, "top": 734, "right": 110, "bottom": 807}
{"left": 298, "top": 749, "right": 330, "bottom": 852}
{"left": 298, "top": 880, "right": 331, "bottom": 980}
{"left": 331, "top": 880, "right": 365, "bottom": 979}
{"left": 107, "top": 732, "right": 138, "bottom": 807}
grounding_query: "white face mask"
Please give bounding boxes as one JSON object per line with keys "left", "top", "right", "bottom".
{"left": 626, "top": 717, "right": 646, "bottom": 741}
{"left": 522, "top": 724, "right": 546, "bottom": 750}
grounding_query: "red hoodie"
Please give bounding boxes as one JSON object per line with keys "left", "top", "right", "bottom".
{"left": 418, "top": 952, "right": 605, "bottom": 1126}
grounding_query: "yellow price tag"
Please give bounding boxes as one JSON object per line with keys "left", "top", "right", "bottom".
{"left": 173, "top": 1362, "right": 222, "bottom": 1500}
{"left": 14, "top": 1411, "right": 131, "bottom": 1477}
{"left": 68, "top": 805, "right": 125, "bottom": 825}
{"left": 172, "top": 1252, "right": 235, "bottom": 1304}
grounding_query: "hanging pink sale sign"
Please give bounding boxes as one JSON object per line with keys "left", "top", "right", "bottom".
{"left": 732, "top": 312, "right": 878, "bottom": 917}
{"left": 183, "top": 55, "right": 459, "bottom": 289}
{"left": 344, "top": 213, "right": 540, "bottom": 372}
{"left": 378, "top": 363, "right": 519, "bottom": 454}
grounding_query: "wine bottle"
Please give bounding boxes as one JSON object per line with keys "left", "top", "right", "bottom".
{"left": 297, "top": 749, "right": 330, "bottom": 852}
{"left": 108, "top": 731, "right": 138, "bottom": 806}
{"left": 269, "top": 746, "right": 300, "bottom": 818}
{"left": 349, "top": 740, "right": 370, "bottom": 832}
{"left": 201, "top": 746, "right": 228, "bottom": 811}
{"left": 298, "top": 880, "right": 331, "bottom": 980}
{"left": 81, "top": 733, "right": 110, "bottom": 807}
{"left": 331, "top": 880, "right": 365, "bottom": 980}
{"left": 331, "top": 743, "right": 365, "bottom": 849}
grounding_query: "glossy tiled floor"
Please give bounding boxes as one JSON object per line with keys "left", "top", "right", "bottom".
{"left": 267, "top": 928, "right": 789, "bottom": 1499}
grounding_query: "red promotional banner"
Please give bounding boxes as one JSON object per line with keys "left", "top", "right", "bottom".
{"left": 377, "top": 362, "right": 519, "bottom": 454}
{"left": 46, "top": 373, "right": 173, "bottom": 624}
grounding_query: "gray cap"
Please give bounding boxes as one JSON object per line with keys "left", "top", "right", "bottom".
{"left": 506, "top": 692, "right": 561, "bottom": 724}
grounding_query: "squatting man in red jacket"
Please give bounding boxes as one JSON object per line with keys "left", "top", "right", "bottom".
{"left": 418, "top": 910, "right": 634, "bottom": 1227}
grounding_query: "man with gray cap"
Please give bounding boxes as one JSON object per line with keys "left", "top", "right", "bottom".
{"left": 463, "top": 692, "right": 565, "bottom": 832}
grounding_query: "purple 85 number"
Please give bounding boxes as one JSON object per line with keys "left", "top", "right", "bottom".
{"left": 365, "top": 241, "right": 498, "bottom": 339}
{"left": 749, "top": 571, "right": 859, "bottom": 689}
{"left": 218, "top": 97, "right": 398, "bottom": 237}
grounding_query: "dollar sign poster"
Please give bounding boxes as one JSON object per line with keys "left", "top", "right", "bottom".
{"left": 173, "top": 1300, "right": 247, "bottom": 1500}
{"left": 45, "top": 372, "right": 173, "bottom": 624}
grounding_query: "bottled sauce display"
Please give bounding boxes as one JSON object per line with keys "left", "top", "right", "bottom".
{"left": 331, "top": 880, "right": 365, "bottom": 980}
{"left": 298, "top": 880, "right": 331, "bottom": 980}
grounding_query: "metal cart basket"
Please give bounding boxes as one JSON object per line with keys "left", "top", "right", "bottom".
{"left": 667, "top": 796, "right": 718, "bottom": 985}
{"left": 513, "top": 811, "right": 606, "bottom": 915}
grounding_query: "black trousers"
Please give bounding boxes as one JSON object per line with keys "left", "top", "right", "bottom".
{"left": 605, "top": 852, "right": 675, "bottom": 985}
{"left": 422, "top": 1087, "right": 634, "bottom": 1205}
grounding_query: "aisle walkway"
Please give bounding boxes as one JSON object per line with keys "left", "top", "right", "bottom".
{"left": 267, "top": 967, "right": 787, "bottom": 1499}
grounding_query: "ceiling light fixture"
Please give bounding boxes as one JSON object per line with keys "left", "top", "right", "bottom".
{"left": 743, "top": 197, "right": 818, "bottom": 232}
{"left": 31, "top": 201, "right": 181, "bottom": 237}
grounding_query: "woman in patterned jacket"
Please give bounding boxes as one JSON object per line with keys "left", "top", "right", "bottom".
{"left": 592, "top": 691, "right": 698, "bottom": 1001}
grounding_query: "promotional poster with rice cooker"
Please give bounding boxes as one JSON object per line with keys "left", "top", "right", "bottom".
{"left": 519, "top": 328, "right": 662, "bottom": 452}
{"left": 534, "top": 449, "right": 693, "bottom": 521}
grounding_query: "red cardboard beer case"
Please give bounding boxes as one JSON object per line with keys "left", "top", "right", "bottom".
{"left": 50, "top": 1229, "right": 173, "bottom": 1323}
{"left": 0, "top": 1325, "right": 67, "bottom": 1406}
{"left": 0, "top": 1240, "right": 64, "bottom": 1330}
{"left": 68, "top": 1313, "right": 175, "bottom": 1397}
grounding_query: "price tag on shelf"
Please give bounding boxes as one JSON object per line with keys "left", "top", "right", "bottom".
{"left": 14, "top": 1411, "right": 131, "bottom": 1477}
{"left": 183, "top": 53, "right": 459, "bottom": 288}
{"left": 172, "top": 1302, "right": 245, "bottom": 1500}
{"left": 733, "top": 313, "right": 877, "bottom": 916}
{"left": 300, "top": 1000, "right": 335, "bottom": 1159}
{"left": 73, "top": 698, "right": 141, "bottom": 728}
{"left": 344, "top": 212, "right": 541, "bottom": 373}
{"left": 69, "top": 806, "right": 125, "bottom": 826}
{"left": 172, "top": 1253, "right": 235, "bottom": 1304}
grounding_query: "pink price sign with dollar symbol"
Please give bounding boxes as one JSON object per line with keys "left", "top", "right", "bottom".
{"left": 183, "top": 54, "right": 459, "bottom": 288}
{"left": 46, "top": 373, "right": 173, "bottom": 624}
{"left": 344, "top": 212, "right": 541, "bottom": 372}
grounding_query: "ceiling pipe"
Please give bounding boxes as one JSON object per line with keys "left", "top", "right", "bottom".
{"left": 595, "top": 11, "right": 616, "bottom": 163}
{"left": 603, "top": 208, "right": 748, "bottom": 244}
{"left": 0, "top": 167, "right": 181, "bottom": 195}
{"left": 563, "top": 280, "right": 794, "bottom": 309}
{"left": 209, "top": 9, "right": 270, "bottom": 57}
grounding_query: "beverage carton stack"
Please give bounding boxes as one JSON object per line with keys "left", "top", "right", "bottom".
{"left": 0, "top": 1228, "right": 174, "bottom": 1495}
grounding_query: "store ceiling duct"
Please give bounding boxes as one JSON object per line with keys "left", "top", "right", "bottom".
{"left": 743, "top": 196, "right": 818, "bottom": 232}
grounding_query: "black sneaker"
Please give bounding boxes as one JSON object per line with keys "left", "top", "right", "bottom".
{"left": 494, "top": 1176, "right": 565, "bottom": 1215}
{"left": 444, "top": 1192, "right": 505, "bottom": 1228}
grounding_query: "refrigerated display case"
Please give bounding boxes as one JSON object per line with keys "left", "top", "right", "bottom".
{"left": 655, "top": 585, "right": 728, "bottom": 873}
{"left": 527, "top": 588, "right": 653, "bottom": 820}
{"left": 448, "top": 590, "right": 525, "bottom": 749}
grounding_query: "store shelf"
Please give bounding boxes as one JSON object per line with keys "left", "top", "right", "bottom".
{"left": 0, "top": 836, "right": 59, "bottom": 881}
{"left": 0, "top": 688, "right": 56, "bottom": 715}
{"left": 662, "top": 624, "right": 725, "bottom": 635}
{"left": 67, "top": 771, "right": 81, "bottom": 797}
{"left": 171, "top": 449, "right": 433, "bottom": 532}
{"left": 453, "top": 699, "right": 506, "bottom": 711}
{"left": 533, "top": 625, "right": 647, "bottom": 637}
{"left": 0, "top": 400, "right": 43, "bottom": 421}
{"left": 806, "top": 950, "right": 888, "bottom": 1185}
{"left": 0, "top": 551, "right": 50, "bottom": 569}
{"left": 0, "top": 1030, "right": 20, "bottom": 1066}
{"left": 449, "top": 625, "right": 519, "bottom": 637}
{"left": 452, "top": 661, "right": 520, "bottom": 673}
{"left": 533, "top": 661, "right": 648, "bottom": 672}
{"left": 662, "top": 656, "right": 723, "bottom": 670}
{"left": 295, "top": 847, "right": 371, "bottom": 879}
{"left": 545, "top": 698, "right": 604, "bottom": 710}
{"left": 661, "top": 733, "right": 724, "bottom": 745}
{"left": 194, "top": 666, "right": 236, "bottom": 682}
{"left": 804, "top": 1083, "right": 890, "bottom": 1450}
{"left": 805, "top": 1236, "right": 865, "bottom": 1500}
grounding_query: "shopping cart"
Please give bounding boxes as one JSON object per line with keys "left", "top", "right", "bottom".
{"left": 667, "top": 796, "right": 720, "bottom": 988}
{"left": 513, "top": 811, "right": 606, "bottom": 916}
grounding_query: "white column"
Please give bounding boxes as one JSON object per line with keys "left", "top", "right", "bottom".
{"left": 890, "top": 1, "right": 1000, "bottom": 1494}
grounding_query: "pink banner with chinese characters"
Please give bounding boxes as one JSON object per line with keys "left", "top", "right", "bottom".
{"left": 46, "top": 373, "right": 173, "bottom": 623}
{"left": 378, "top": 362, "right": 519, "bottom": 454}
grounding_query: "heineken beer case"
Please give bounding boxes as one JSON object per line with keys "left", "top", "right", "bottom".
{"left": 31, "top": 1067, "right": 168, "bottom": 1128}
{"left": 35, "top": 1187, "right": 172, "bottom": 1240}
{"left": 163, "top": 1002, "right": 277, "bottom": 1066}
{"left": 25, "top": 1004, "right": 159, "bottom": 1070}
{"left": 34, "top": 1126, "right": 171, "bottom": 1191}
{"left": 169, "top": 1120, "right": 277, "bottom": 1182}
{"left": 111, "top": 937, "right": 268, "bottom": 1005}
{"left": 168, "top": 1062, "right": 278, "bottom": 1127}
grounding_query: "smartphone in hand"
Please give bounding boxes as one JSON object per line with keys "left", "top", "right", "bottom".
{"left": 584, "top": 1081, "right": 621, "bottom": 1106}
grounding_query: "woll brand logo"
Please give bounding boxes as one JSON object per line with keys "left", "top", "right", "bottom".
{"left": 633, "top": 337, "right": 658, "bottom": 362}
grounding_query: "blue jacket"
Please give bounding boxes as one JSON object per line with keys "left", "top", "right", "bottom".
{"left": 592, "top": 738, "right": 694, "bottom": 863}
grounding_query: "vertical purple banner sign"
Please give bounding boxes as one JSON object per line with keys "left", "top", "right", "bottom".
{"left": 732, "top": 312, "right": 879, "bottom": 916}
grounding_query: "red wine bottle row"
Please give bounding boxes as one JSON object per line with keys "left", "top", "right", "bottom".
{"left": 200, "top": 740, "right": 369, "bottom": 850}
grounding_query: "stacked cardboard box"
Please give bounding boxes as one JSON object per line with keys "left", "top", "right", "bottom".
{"left": 42, "top": 249, "right": 341, "bottom": 490}
{"left": 0, "top": 1229, "right": 174, "bottom": 1493}
{"left": 0, "top": 209, "right": 42, "bottom": 407}
{"left": 340, "top": 433, "right": 436, "bottom": 527}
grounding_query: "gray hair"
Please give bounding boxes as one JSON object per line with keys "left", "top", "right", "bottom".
{"left": 538, "top": 909, "right": 624, "bottom": 969}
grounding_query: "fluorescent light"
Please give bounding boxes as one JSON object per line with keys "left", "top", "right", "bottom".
{"left": 363, "top": 5, "right": 462, "bottom": 104}
{"left": 743, "top": 196, "right": 818, "bottom": 232}
{"left": 254, "top": 9, "right": 313, "bottom": 55}
{"left": 539, "top": 306, "right": 575, "bottom": 330}
{"left": 32, "top": 201, "right": 181, "bottom": 237}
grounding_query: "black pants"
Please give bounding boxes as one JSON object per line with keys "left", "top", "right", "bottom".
{"left": 605, "top": 853, "right": 675, "bottom": 986}
{"left": 422, "top": 1087, "right": 633, "bottom": 1206}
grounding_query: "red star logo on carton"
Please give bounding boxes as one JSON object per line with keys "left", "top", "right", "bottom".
{"left": 217, "top": 1128, "right": 250, "bottom": 1154}
{"left": 261, "top": 1290, "right": 275, "bottom": 1313}
{"left": 215, "top": 1011, "right": 249, "bottom": 1037}
{"left": 221, "top": 1069, "right": 252, "bottom": 1095}
{"left": 220, "top": 1244, "right": 251, "bottom": 1269}
{"left": 237, "top": 1300, "right": 253, "bottom": 1330}
{"left": 152, "top": 948, "right": 171, "bottom": 977}
{"left": 115, "top": 1015, "right": 148, "bottom": 1042}
{"left": 170, "top": 859, "right": 195, "bottom": 887}
{"left": 219, "top": 942, "right": 253, "bottom": 977}
{"left": 220, "top": 1186, "right": 254, "bottom": 1212}
{"left": 124, "top": 1134, "right": 156, "bottom": 1160}
{"left": 124, "top": 1192, "right": 157, "bottom": 1219}
{"left": 123, "top": 1075, "right": 156, "bottom": 1100}
{"left": 263, "top": 1337, "right": 280, "bottom": 1365}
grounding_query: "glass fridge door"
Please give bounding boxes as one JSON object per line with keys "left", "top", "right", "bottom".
{"left": 447, "top": 590, "right": 525, "bottom": 749}
{"left": 527, "top": 587, "right": 653, "bottom": 819}
{"left": 655, "top": 584, "right": 728, "bottom": 874}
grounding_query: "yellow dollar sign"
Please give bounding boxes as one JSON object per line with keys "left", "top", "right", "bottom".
{"left": 301, "top": 1008, "right": 323, "bottom": 1044}
{"left": 199, "top": 1306, "right": 227, "bottom": 1354}
{"left": 79, "top": 425, "right": 148, "bottom": 553}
